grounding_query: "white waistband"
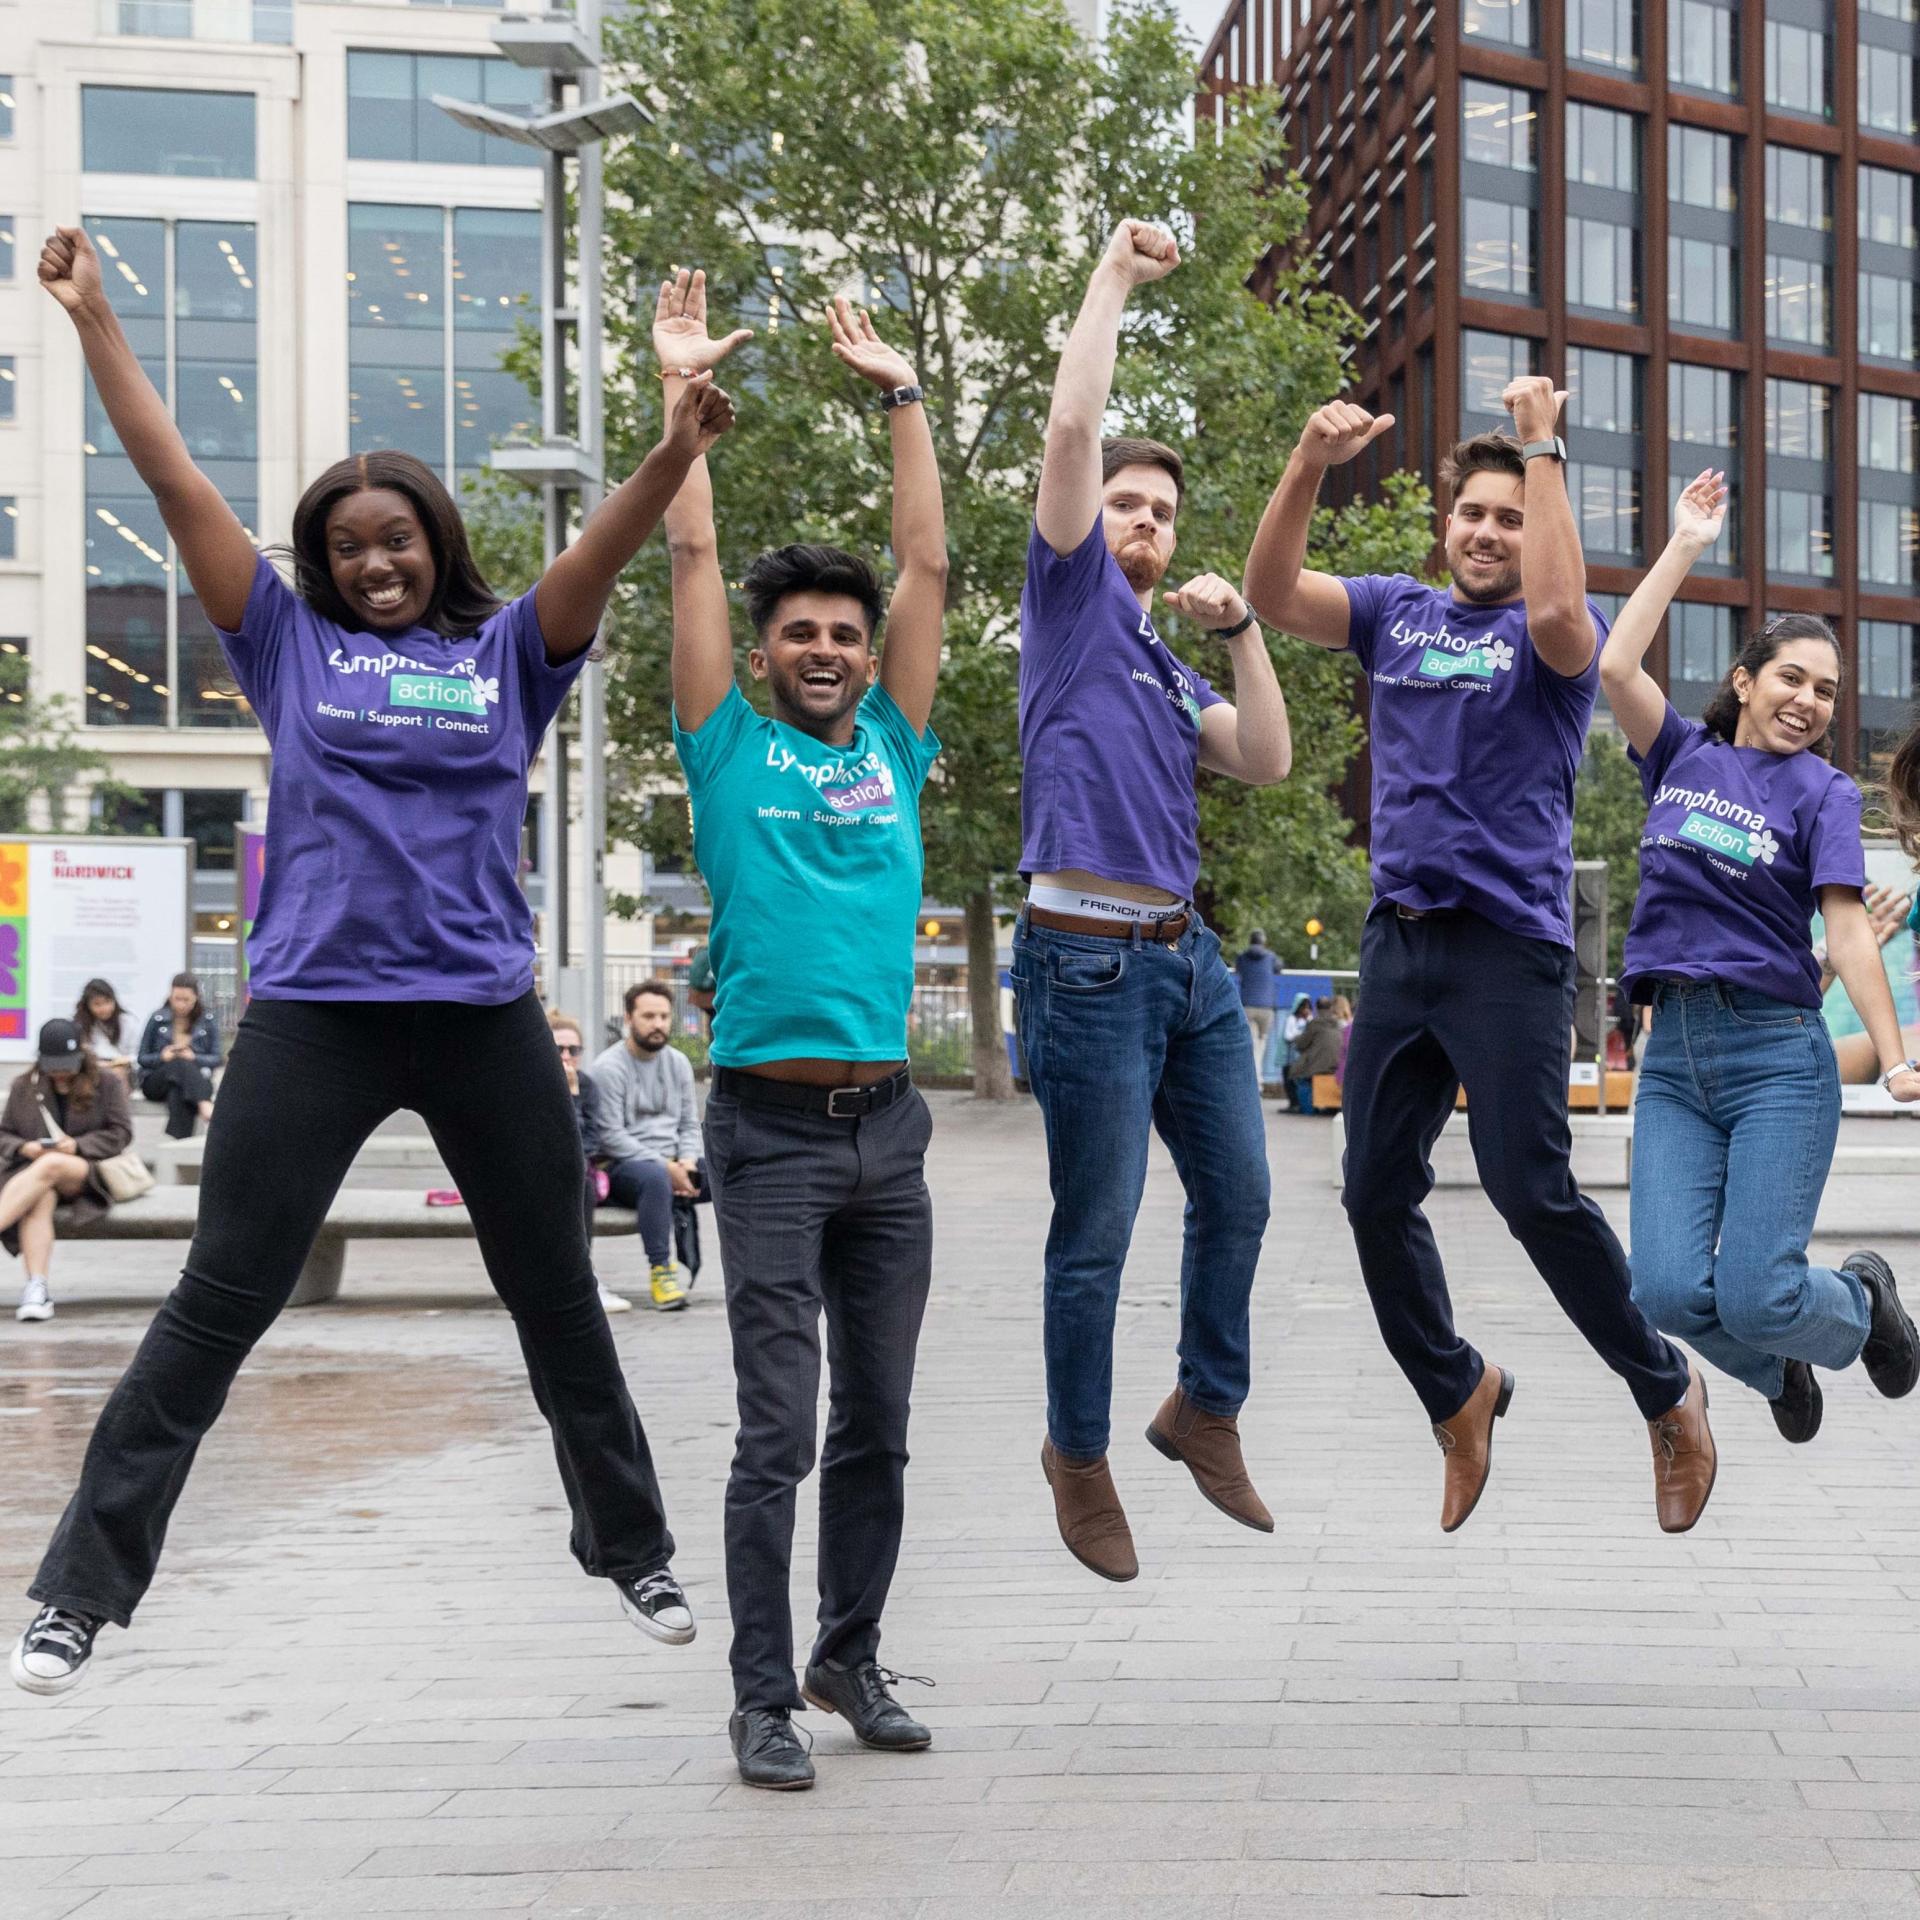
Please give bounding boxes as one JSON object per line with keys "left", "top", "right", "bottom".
{"left": 1027, "top": 881, "right": 1191, "bottom": 922}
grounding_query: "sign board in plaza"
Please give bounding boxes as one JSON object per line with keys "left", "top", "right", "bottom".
{"left": 0, "top": 836, "right": 194, "bottom": 1066}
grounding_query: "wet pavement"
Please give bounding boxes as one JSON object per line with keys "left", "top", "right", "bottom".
{"left": 5, "top": 1093, "right": 1920, "bottom": 1919}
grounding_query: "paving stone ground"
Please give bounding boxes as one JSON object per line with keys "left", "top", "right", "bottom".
{"left": 6, "top": 1093, "right": 1920, "bottom": 1919}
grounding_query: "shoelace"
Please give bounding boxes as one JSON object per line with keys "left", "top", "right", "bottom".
{"left": 1653, "top": 1417, "right": 1684, "bottom": 1467}
{"left": 1431, "top": 1425, "right": 1456, "bottom": 1454}
{"left": 746, "top": 1709, "right": 814, "bottom": 1757}
{"left": 28, "top": 1607, "right": 94, "bottom": 1659}
{"left": 634, "top": 1572, "right": 683, "bottom": 1609}
{"left": 855, "top": 1665, "right": 935, "bottom": 1712}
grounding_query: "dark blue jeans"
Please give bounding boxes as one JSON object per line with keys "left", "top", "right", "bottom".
{"left": 1341, "top": 907, "right": 1689, "bottom": 1425}
{"left": 605, "top": 1155, "right": 707, "bottom": 1266}
{"left": 1014, "top": 912, "right": 1271, "bottom": 1460}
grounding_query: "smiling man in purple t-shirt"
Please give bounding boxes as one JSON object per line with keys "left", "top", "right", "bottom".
{"left": 1242, "top": 384, "right": 1713, "bottom": 1539}
{"left": 1018, "top": 220, "right": 1293, "bottom": 1585}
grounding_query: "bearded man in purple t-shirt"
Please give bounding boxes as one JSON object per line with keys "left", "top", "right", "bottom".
{"left": 1241, "top": 385, "right": 1715, "bottom": 1539}
{"left": 1018, "top": 220, "right": 1293, "bottom": 1584}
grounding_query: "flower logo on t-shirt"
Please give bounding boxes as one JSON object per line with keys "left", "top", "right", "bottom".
{"left": 472, "top": 675, "right": 501, "bottom": 707}
{"left": 1484, "top": 639, "right": 1516, "bottom": 673}
{"left": 1747, "top": 826, "right": 1779, "bottom": 866}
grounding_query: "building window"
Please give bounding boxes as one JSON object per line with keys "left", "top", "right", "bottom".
{"left": 1861, "top": 166, "right": 1917, "bottom": 249}
{"left": 1861, "top": 270, "right": 1920, "bottom": 362}
{"left": 0, "top": 217, "right": 13, "bottom": 280}
{"left": 1764, "top": 254, "right": 1830, "bottom": 347}
{"left": 1765, "top": 490, "right": 1834, "bottom": 578}
{"left": 1569, "top": 0, "right": 1638, "bottom": 70}
{"left": 1567, "top": 216, "right": 1638, "bottom": 313}
{"left": 1765, "top": 21, "right": 1832, "bottom": 119}
{"left": 1862, "top": 501, "right": 1920, "bottom": 587}
{"left": 1668, "top": 237, "right": 1736, "bottom": 332}
{"left": 1764, "top": 147, "right": 1831, "bottom": 231}
{"left": 83, "top": 216, "right": 258, "bottom": 729}
{"left": 0, "top": 357, "right": 13, "bottom": 425}
{"left": 1861, "top": 622, "right": 1920, "bottom": 780}
{"left": 1767, "top": 377, "right": 1832, "bottom": 459}
{"left": 1670, "top": 363, "right": 1741, "bottom": 568}
{"left": 183, "top": 790, "right": 246, "bottom": 872}
{"left": 1670, "top": 602, "right": 1735, "bottom": 712}
{"left": 1567, "top": 103, "right": 1637, "bottom": 190}
{"left": 346, "top": 51, "right": 543, "bottom": 168}
{"left": 1463, "top": 83, "right": 1536, "bottom": 172}
{"left": 348, "top": 203, "right": 541, "bottom": 488}
{"left": 1862, "top": 394, "right": 1920, "bottom": 592}
{"left": 0, "top": 497, "right": 16, "bottom": 562}
{"left": 1462, "top": 330, "right": 1538, "bottom": 433}
{"left": 1569, "top": 464, "right": 1640, "bottom": 559}
{"left": 1669, "top": 0, "right": 1738, "bottom": 95}
{"left": 1565, "top": 350, "right": 1641, "bottom": 561}
{"left": 1859, "top": 0, "right": 1920, "bottom": 139}
{"left": 0, "top": 76, "right": 13, "bottom": 142}
{"left": 1464, "top": 0, "right": 1534, "bottom": 49}
{"left": 0, "top": 636, "right": 23, "bottom": 708}
{"left": 1463, "top": 198, "right": 1535, "bottom": 300}
{"left": 81, "top": 87, "right": 254, "bottom": 179}
{"left": 1668, "top": 125, "right": 1735, "bottom": 210}
{"left": 1568, "top": 348, "right": 1640, "bottom": 436}
{"left": 1863, "top": 393, "right": 1919, "bottom": 475}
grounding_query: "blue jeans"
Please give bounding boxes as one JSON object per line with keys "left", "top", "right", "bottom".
{"left": 1630, "top": 982, "right": 1868, "bottom": 1400}
{"left": 1013, "top": 912, "right": 1271, "bottom": 1459}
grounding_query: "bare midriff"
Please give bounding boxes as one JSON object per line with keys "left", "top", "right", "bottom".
{"left": 734, "top": 1057, "right": 907, "bottom": 1088}
{"left": 1030, "top": 868, "right": 1183, "bottom": 908}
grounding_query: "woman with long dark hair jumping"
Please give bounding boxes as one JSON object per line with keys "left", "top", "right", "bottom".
{"left": 12, "top": 225, "right": 735, "bottom": 1695}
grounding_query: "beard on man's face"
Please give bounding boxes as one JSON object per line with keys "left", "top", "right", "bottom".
{"left": 1115, "top": 536, "right": 1169, "bottom": 593}
{"left": 631, "top": 1027, "right": 669, "bottom": 1052}
{"left": 1448, "top": 556, "right": 1523, "bottom": 605}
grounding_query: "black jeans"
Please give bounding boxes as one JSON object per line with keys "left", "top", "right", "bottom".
{"left": 704, "top": 1075, "right": 934, "bottom": 1712}
{"left": 142, "top": 1060, "right": 215, "bottom": 1140}
{"left": 31, "top": 994, "right": 676, "bottom": 1629}
{"left": 1340, "top": 908, "right": 1689, "bottom": 1425}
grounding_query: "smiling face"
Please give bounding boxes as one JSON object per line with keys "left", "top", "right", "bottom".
{"left": 1101, "top": 462, "right": 1180, "bottom": 596}
{"left": 1733, "top": 636, "right": 1840, "bottom": 756}
{"left": 750, "top": 590, "right": 877, "bottom": 739}
{"left": 1443, "top": 469, "right": 1527, "bottom": 606}
{"left": 325, "top": 487, "right": 438, "bottom": 633}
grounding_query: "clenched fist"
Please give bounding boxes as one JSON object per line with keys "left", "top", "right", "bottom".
{"left": 1501, "top": 375, "right": 1567, "bottom": 443}
{"left": 1163, "top": 573, "right": 1252, "bottom": 632}
{"left": 1297, "top": 400, "right": 1396, "bottom": 469}
{"left": 1100, "top": 220, "right": 1180, "bottom": 289}
{"left": 39, "top": 226, "right": 104, "bottom": 316}
{"left": 663, "top": 370, "right": 736, "bottom": 459}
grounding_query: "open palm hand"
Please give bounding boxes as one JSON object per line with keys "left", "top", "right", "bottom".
{"left": 652, "top": 267, "right": 753, "bottom": 374}
{"left": 828, "top": 295, "right": 916, "bottom": 391}
{"left": 1673, "top": 469, "right": 1729, "bottom": 551}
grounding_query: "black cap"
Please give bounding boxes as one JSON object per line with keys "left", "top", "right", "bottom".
{"left": 36, "top": 1019, "right": 82, "bottom": 1076}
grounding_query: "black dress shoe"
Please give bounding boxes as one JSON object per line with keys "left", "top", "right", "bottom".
{"left": 1847, "top": 1251, "right": 1920, "bottom": 1399}
{"left": 1769, "top": 1358, "right": 1823, "bottom": 1443}
{"left": 800, "top": 1659, "right": 934, "bottom": 1751}
{"left": 728, "top": 1707, "right": 815, "bottom": 1790}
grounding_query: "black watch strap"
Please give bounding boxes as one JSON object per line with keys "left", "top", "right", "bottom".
{"left": 1218, "top": 609, "right": 1257, "bottom": 638}
{"left": 879, "top": 384, "right": 925, "bottom": 412}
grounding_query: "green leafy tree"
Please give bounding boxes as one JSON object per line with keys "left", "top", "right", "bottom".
{"left": 471, "top": 0, "right": 1432, "bottom": 1090}
{"left": 0, "top": 656, "right": 139, "bottom": 834}
{"left": 1571, "top": 729, "right": 1648, "bottom": 977}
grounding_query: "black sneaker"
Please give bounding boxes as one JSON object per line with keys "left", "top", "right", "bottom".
{"left": 1848, "top": 1251, "right": 1920, "bottom": 1399}
{"left": 615, "top": 1569, "right": 697, "bottom": 1646}
{"left": 1769, "top": 1359, "right": 1823, "bottom": 1443}
{"left": 801, "top": 1659, "right": 934, "bottom": 1751}
{"left": 729, "top": 1706, "right": 815, "bottom": 1790}
{"left": 10, "top": 1605, "right": 103, "bottom": 1695}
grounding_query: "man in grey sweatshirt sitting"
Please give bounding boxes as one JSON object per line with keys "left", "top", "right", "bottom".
{"left": 591, "top": 980, "right": 707, "bottom": 1312}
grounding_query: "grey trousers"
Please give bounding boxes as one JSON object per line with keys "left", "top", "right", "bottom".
{"left": 704, "top": 1079, "right": 934, "bottom": 1711}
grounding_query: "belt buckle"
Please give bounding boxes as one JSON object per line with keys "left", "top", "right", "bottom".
{"left": 826, "top": 1086, "right": 867, "bottom": 1119}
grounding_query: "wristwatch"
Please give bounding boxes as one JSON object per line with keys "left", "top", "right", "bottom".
{"left": 1217, "top": 609, "right": 1258, "bottom": 638}
{"left": 1522, "top": 437, "right": 1568, "bottom": 464}
{"left": 879, "top": 384, "right": 925, "bottom": 412}
{"left": 1880, "top": 1057, "right": 1920, "bottom": 1088}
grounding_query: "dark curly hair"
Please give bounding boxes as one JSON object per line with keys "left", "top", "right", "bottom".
{"left": 1699, "top": 614, "right": 1841, "bottom": 761}
{"left": 742, "top": 543, "right": 884, "bottom": 642}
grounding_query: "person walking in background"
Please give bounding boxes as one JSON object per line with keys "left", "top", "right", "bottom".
{"left": 549, "top": 1008, "right": 634, "bottom": 1318}
{"left": 136, "top": 974, "right": 220, "bottom": 1141}
{"left": 0, "top": 1020, "right": 134, "bottom": 1329}
{"left": 73, "top": 981, "right": 135, "bottom": 1082}
{"left": 1244, "top": 385, "right": 1713, "bottom": 1537}
{"left": 1234, "top": 930, "right": 1281, "bottom": 1080}
{"left": 590, "top": 980, "right": 706, "bottom": 1313}
{"left": 1606, "top": 472, "right": 1920, "bottom": 1447}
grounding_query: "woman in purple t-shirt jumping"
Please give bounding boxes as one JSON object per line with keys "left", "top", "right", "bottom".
{"left": 11, "top": 227, "right": 735, "bottom": 1698}
{"left": 1600, "top": 469, "right": 1920, "bottom": 1452}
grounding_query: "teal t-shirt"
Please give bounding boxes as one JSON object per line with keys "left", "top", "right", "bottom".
{"left": 673, "top": 682, "right": 941, "bottom": 1066}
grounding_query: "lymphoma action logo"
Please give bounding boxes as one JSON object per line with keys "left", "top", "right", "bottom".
{"left": 1676, "top": 812, "right": 1778, "bottom": 867}
{"left": 1418, "top": 639, "right": 1515, "bottom": 681}
{"left": 390, "top": 671, "right": 494, "bottom": 717}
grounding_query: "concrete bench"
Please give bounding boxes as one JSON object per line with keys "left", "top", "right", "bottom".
{"left": 154, "top": 1134, "right": 449, "bottom": 1188}
{"left": 63, "top": 1187, "right": 638, "bottom": 1307}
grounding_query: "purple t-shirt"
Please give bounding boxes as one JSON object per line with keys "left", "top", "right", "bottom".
{"left": 1019, "top": 518, "right": 1223, "bottom": 899}
{"left": 1345, "top": 575, "right": 1603, "bottom": 947}
{"left": 1620, "top": 702, "right": 1866, "bottom": 1009}
{"left": 218, "top": 555, "right": 584, "bottom": 1002}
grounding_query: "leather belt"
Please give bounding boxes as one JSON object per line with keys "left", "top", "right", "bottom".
{"left": 1394, "top": 904, "right": 1460, "bottom": 921}
{"left": 1026, "top": 905, "right": 1191, "bottom": 944}
{"left": 711, "top": 1064, "right": 912, "bottom": 1120}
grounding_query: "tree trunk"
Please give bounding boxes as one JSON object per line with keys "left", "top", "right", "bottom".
{"left": 966, "top": 886, "right": 1015, "bottom": 1100}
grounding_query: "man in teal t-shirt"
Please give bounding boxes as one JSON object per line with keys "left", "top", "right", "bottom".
{"left": 656, "top": 270, "right": 946, "bottom": 1793}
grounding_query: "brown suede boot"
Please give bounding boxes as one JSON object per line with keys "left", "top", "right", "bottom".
{"left": 1649, "top": 1361, "right": 1716, "bottom": 1533}
{"left": 1041, "top": 1438, "right": 1138, "bottom": 1582}
{"left": 1145, "top": 1387, "right": 1273, "bottom": 1533}
{"left": 1432, "top": 1363, "right": 1514, "bottom": 1533}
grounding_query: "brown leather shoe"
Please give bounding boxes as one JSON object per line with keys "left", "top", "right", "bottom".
{"left": 1041, "top": 1438, "right": 1138, "bottom": 1582}
{"left": 1649, "top": 1361, "right": 1716, "bottom": 1534}
{"left": 1432, "top": 1363, "right": 1514, "bottom": 1533}
{"left": 1145, "top": 1387, "right": 1273, "bottom": 1533}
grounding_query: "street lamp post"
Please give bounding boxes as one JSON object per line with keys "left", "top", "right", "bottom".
{"left": 435, "top": 0, "right": 647, "bottom": 1050}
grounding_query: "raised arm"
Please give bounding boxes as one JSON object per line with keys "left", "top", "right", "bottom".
{"left": 827, "top": 297, "right": 947, "bottom": 735}
{"left": 655, "top": 270, "right": 754, "bottom": 732}
{"left": 1502, "top": 376, "right": 1594, "bottom": 678}
{"left": 1033, "top": 221, "right": 1179, "bottom": 557}
{"left": 535, "top": 373, "right": 736, "bottom": 663}
{"left": 41, "top": 227, "right": 256, "bottom": 631}
{"left": 1242, "top": 402, "right": 1395, "bottom": 650}
{"left": 1162, "top": 573, "right": 1291, "bottom": 786}
{"left": 1597, "top": 470, "right": 1728, "bottom": 757}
